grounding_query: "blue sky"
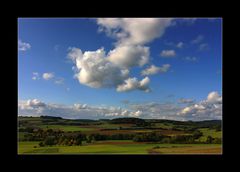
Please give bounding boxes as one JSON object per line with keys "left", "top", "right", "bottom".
{"left": 18, "top": 18, "right": 222, "bottom": 120}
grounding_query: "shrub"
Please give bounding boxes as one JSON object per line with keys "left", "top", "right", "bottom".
{"left": 206, "top": 136, "right": 213, "bottom": 144}
{"left": 39, "top": 142, "right": 45, "bottom": 147}
{"left": 192, "top": 130, "right": 203, "bottom": 139}
{"left": 153, "top": 146, "right": 160, "bottom": 149}
{"left": 43, "top": 136, "right": 56, "bottom": 146}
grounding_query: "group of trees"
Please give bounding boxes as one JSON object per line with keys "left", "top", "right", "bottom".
{"left": 110, "top": 117, "right": 151, "bottom": 127}
{"left": 132, "top": 133, "right": 197, "bottom": 143}
{"left": 133, "top": 132, "right": 165, "bottom": 142}
{"left": 39, "top": 133, "right": 137, "bottom": 146}
{"left": 21, "top": 126, "right": 221, "bottom": 146}
{"left": 131, "top": 130, "right": 221, "bottom": 144}
{"left": 22, "top": 128, "right": 64, "bottom": 141}
{"left": 21, "top": 128, "right": 135, "bottom": 146}
{"left": 206, "top": 136, "right": 222, "bottom": 144}
{"left": 88, "top": 133, "right": 135, "bottom": 141}
{"left": 39, "top": 133, "right": 87, "bottom": 147}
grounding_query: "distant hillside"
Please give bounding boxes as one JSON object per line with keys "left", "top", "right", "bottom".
{"left": 19, "top": 116, "right": 221, "bottom": 123}
{"left": 40, "top": 116, "right": 63, "bottom": 120}
{"left": 110, "top": 117, "right": 146, "bottom": 124}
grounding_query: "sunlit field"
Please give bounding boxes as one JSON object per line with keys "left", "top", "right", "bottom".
{"left": 18, "top": 141, "right": 222, "bottom": 154}
{"left": 18, "top": 116, "right": 222, "bottom": 154}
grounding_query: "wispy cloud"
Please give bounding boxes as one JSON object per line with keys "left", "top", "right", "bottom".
{"left": 165, "top": 41, "right": 184, "bottom": 49}
{"left": 176, "top": 42, "right": 184, "bottom": 48}
{"left": 32, "top": 72, "right": 69, "bottom": 91}
{"left": 54, "top": 77, "right": 64, "bottom": 85}
{"left": 54, "top": 45, "right": 60, "bottom": 52}
{"left": 160, "top": 50, "right": 176, "bottom": 58}
{"left": 191, "top": 35, "right": 204, "bottom": 44}
{"left": 32, "top": 72, "right": 40, "bottom": 80}
{"left": 18, "top": 40, "right": 31, "bottom": 51}
{"left": 178, "top": 98, "right": 195, "bottom": 104}
{"left": 198, "top": 43, "right": 209, "bottom": 51}
{"left": 184, "top": 56, "right": 198, "bottom": 62}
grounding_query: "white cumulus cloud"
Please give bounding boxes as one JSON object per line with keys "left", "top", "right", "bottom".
{"left": 68, "top": 47, "right": 129, "bottom": 89}
{"left": 42, "top": 73, "right": 55, "bottom": 80}
{"left": 18, "top": 92, "right": 222, "bottom": 121}
{"left": 108, "top": 45, "right": 149, "bottom": 68}
{"left": 178, "top": 91, "right": 222, "bottom": 120}
{"left": 18, "top": 99, "right": 144, "bottom": 119}
{"left": 206, "top": 91, "right": 222, "bottom": 103}
{"left": 26, "top": 99, "right": 46, "bottom": 107}
{"left": 67, "top": 18, "right": 195, "bottom": 92}
{"left": 116, "top": 77, "right": 150, "bottom": 92}
{"left": 97, "top": 18, "right": 174, "bottom": 46}
{"left": 141, "top": 64, "right": 170, "bottom": 76}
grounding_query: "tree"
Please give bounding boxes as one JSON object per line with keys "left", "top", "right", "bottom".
{"left": 75, "top": 138, "right": 82, "bottom": 145}
{"left": 43, "top": 136, "right": 56, "bottom": 146}
{"left": 39, "top": 142, "right": 45, "bottom": 147}
{"left": 206, "top": 136, "right": 213, "bottom": 144}
{"left": 213, "top": 138, "right": 222, "bottom": 144}
{"left": 192, "top": 130, "right": 203, "bottom": 139}
{"left": 86, "top": 135, "right": 92, "bottom": 143}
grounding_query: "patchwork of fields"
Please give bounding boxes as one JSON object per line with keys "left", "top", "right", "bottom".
{"left": 18, "top": 116, "right": 222, "bottom": 154}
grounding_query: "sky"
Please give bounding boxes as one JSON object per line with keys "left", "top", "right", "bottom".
{"left": 18, "top": 18, "right": 222, "bottom": 121}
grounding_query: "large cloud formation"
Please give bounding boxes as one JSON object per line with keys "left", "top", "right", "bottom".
{"left": 127, "top": 91, "right": 222, "bottom": 121}
{"left": 177, "top": 91, "right": 222, "bottom": 120}
{"left": 18, "top": 91, "right": 222, "bottom": 121}
{"left": 97, "top": 18, "right": 173, "bottom": 46}
{"left": 68, "top": 18, "right": 175, "bottom": 92}
{"left": 108, "top": 45, "right": 149, "bottom": 68}
{"left": 18, "top": 99, "right": 143, "bottom": 119}
{"left": 68, "top": 47, "right": 129, "bottom": 88}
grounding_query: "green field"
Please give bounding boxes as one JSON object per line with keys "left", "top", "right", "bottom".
{"left": 18, "top": 116, "right": 222, "bottom": 154}
{"left": 197, "top": 128, "right": 222, "bottom": 142}
{"left": 38, "top": 125, "right": 94, "bottom": 132}
{"left": 18, "top": 141, "right": 221, "bottom": 154}
{"left": 153, "top": 123, "right": 174, "bottom": 129}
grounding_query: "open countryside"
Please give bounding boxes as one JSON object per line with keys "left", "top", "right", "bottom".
{"left": 18, "top": 116, "right": 222, "bottom": 154}
{"left": 18, "top": 18, "right": 222, "bottom": 155}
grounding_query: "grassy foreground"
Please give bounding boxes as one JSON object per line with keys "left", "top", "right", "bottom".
{"left": 18, "top": 141, "right": 222, "bottom": 154}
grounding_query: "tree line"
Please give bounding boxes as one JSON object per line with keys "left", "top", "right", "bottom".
{"left": 20, "top": 128, "right": 221, "bottom": 146}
